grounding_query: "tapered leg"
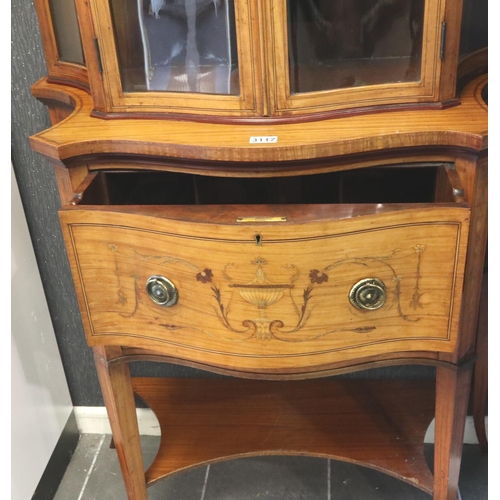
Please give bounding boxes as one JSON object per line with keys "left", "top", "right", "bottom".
{"left": 433, "top": 365, "right": 473, "bottom": 500}
{"left": 473, "top": 270, "right": 488, "bottom": 451}
{"left": 93, "top": 346, "right": 148, "bottom": 500}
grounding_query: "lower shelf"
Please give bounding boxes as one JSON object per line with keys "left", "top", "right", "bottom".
{"left": 132, "top": 378, "right": 436, "bottom": 494}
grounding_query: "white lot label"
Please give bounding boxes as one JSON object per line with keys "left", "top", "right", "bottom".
{"left": 249, "top": 136, "right": 278, "bottom": 144}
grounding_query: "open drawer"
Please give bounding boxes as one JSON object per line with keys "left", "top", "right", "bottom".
{"left": 59, "top": 163, "right": 470, "bottom": 375}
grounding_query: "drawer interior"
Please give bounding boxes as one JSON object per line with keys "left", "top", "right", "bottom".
{"left": 78, "top": 163, "right": 461, "bottom": 206}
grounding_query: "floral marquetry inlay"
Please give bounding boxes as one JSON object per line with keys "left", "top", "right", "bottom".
{"left": 107, "top": 243, "right": 429, "bottom": 342}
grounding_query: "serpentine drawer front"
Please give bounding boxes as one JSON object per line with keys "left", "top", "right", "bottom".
{"left": 60, "top": 203, "right": 469, "bottom": 373}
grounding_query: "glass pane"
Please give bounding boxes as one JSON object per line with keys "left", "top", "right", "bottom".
{"left": 48, "top": 0, "right": 85, "bottom": 65}
{"left": 459, "top": 0, "right": 487, "bottom": 57}
{"left": 109, "top": 0, "right": 240, "bottom": 95}
{"left": 287, "top": 0, "right": 425, "bottom": 94}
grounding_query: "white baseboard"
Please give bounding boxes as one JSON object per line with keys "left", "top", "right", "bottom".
{"left": 74, "top": 407, "right": 487, "bottom": 444}
{"left": 74, "top": 407, "right": 161, "bottom": 436}
{"left": 424, "top": 416, "right": 487, "bottom": 444}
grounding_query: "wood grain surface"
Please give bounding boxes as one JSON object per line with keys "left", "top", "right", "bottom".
{"left": 433, "top": 365, "right": 473, "bottom": 500}
{"left": 60, "top": 204, "right": 469, "bottom": 374}
{"left": 132, "top": 377, "right": 436, "bottom": 494}
{"left": 30, "top": 74, "right": 487, "bottom": 165}
{"left": 94, "top": 346, "right": 148, "bottom": 500}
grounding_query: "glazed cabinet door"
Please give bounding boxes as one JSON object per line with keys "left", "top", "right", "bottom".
{"left": 34, "top": 0, "right": 87, "bottom": 87}
{"left": 267, "top": 0, "right": 463, "bottom": 116}
{"left": 74, "top": 0, "right": 464, "bottom": 119}
{"left": 82, "top": 0, "right": 263, "bottom": 117}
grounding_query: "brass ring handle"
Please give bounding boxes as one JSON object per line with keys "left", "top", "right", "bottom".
{"left": 349, "top": 278, "right": 386, "bottom": 311}
{"left": 146, "top": 276, "right": 179, "bottom": 308}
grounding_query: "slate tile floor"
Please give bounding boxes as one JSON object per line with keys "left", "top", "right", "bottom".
{"left": 54, "top": 435, "right": 487, "bottom": 500}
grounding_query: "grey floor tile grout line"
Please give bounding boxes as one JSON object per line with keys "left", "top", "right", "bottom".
{"left": 52, "top": 437, "right": 487, "bottom": 500}
{"left": 327, "top": 459, "right": 331, "bottom": 500}
{"left": 76, "top": 434, "right": 106, "bottom": 500}
{"left": 200, "top": 464, "right": 211, "bottom": 500}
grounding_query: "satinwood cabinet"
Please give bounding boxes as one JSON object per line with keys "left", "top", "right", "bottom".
{"left": 29, "top": 0, "right": 487, "bottom": 498}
